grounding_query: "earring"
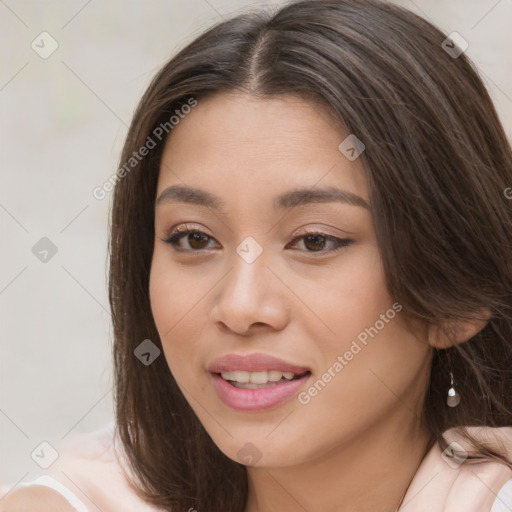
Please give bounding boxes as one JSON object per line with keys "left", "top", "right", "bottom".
{"left": 446, "top": 371, "right": 461, "bottom": 407}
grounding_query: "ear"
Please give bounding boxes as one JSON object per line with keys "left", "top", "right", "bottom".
{"left": 427, "top": 309, "right": 491, "bottom": 349}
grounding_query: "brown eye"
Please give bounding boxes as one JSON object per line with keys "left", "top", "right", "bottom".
{"left": 287, "top": 232, "right": 352, "bottom": 255}
{"left": 303, "top": 234, "right": 328, "bottom": 251}
{"left": 163, "top": 226, "right": 352, "bottom": 256}
{"left": 164, "top": 228, "right": 218, "bottom": 252}
{"left": 186, "top": 232, "right": 210, "bottom": 249}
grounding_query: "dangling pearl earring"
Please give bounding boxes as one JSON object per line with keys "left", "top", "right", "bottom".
{"left": 446, "top": 371, "right": 461, "bottom": 407}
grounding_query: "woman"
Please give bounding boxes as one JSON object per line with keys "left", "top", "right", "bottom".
{"left": 3, "top": 0, "right": 512, "bottom": 510}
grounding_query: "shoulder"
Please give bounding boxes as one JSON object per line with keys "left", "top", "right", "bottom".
{"left": 30, "top": 422, "right": 164, "bottom": 511}
{"left": 2, "top": 422, "right": 164, "bottom": 512}
{"left": 0, "top": 423, "right": 115, "bottom": 512}
{"left": 0, "top": 484, "right": 76, "bottom": 512}
{"left": 493, "top": 477, "right": 512, "bottom": 512}
{"left": 402, "top": 427, "right": 512, "bottom": 511}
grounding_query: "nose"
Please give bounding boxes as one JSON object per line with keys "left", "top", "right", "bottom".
{"left": 210, "top": 247, "right": 290, "bottom": 336}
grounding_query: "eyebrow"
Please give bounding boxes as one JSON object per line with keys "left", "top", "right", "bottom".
{"left": 155, "top": 184, "right": 370, "bottom": 211}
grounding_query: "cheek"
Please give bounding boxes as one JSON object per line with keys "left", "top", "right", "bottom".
{"left": 309, "top": 243, "right": 393, "bottom": 344}
{"left": 149, "top": 247, "right": 215, "bottom": 382}
{"left": 149, "top": 250, "right": 191, "bottom": 371}
{"left": 149, "top": 243, "right": 206, "bottom": 331}
{"left": 301, "top": 246, "right": 430, "bottom": 413}
{"left": 149, "top": 251, "right": 174, "bottom": 340}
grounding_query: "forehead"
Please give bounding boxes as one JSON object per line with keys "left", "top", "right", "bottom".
{"left": 163, "top": 91, "right": 346, "bottom": 156}
{"left": 157, "top": 92, "right": 368, "bottom": 209}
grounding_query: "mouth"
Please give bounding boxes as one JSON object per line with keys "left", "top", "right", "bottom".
{"left": 218, "top": 369, "right": 310, "bottom": 389}
{"left": 209, "top": 370, "right": 312, "bottom": 411}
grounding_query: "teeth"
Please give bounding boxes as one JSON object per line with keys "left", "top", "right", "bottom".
{"left": 220, "top": 370, "right": 299, "bottom": 384}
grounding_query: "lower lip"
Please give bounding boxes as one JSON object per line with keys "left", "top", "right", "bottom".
{"left": 210, "top": 372, "right": 311, "bottom": 411}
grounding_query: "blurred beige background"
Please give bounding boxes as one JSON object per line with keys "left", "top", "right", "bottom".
{"left": 1, "top": 0, "right": 511, "bottom": 488}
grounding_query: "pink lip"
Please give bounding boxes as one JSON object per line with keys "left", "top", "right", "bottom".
{"left": 210, "top": 372, "right": 311, "bottom": 412}
{"left": 207, "top": 352, "right": 311, "bottom": 374}
{"left": 207, "top": 352, "right": 311, "bottom": 412}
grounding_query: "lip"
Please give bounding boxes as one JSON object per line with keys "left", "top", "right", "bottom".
{"left": 210, "top": 372, "right": 311, "bottom": 411}
{"left": 207, "top": 352, "right": 311, "bottom": 412}
{"left": 207, "top": 352, "right": 311, "bottom": 374}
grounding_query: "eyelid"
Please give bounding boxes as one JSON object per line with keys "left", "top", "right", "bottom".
{"left": 291, "top": 224, "right": 353, "bottom": 239}
{"left": 162, "top": 223, "right": 220, "bottom": 252}
{"left": 286, "top": 231, "right": 352, "bottom": 254}
{"left": 167, "top": 222, "right": 212, "bottom": 237}
{"left": 161, "top": 223, "right": 353, "bottom": 256}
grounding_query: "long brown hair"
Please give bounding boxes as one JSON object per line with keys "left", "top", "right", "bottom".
{"left": 109, "top": 1, "right": 512, "bottom": 510}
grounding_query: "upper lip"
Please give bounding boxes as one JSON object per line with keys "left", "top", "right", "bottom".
{"left": 207, "top": 353, "right": 311, "bottom": 374}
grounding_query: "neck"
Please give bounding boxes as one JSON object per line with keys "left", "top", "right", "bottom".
{"left": 244, "top": 411, "right": 432, "bottom": 512}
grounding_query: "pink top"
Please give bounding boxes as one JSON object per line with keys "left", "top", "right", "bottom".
{"left": 2, "top": 422, "right": 512, "bottom": 511}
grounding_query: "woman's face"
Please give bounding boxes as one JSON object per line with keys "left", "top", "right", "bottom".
{"left": 150, "top": 92, "right": 432, "bottom": 467}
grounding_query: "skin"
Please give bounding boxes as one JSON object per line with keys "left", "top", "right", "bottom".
{"left": 149, "top": 91, "right": 437, "bottom": 512}
{"left": 0, "top": 485, "right": 76, "bottom": 511}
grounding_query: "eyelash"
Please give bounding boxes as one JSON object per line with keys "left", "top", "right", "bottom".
{"left": 162, "top": 224, "right": 353, "bottom": 256}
